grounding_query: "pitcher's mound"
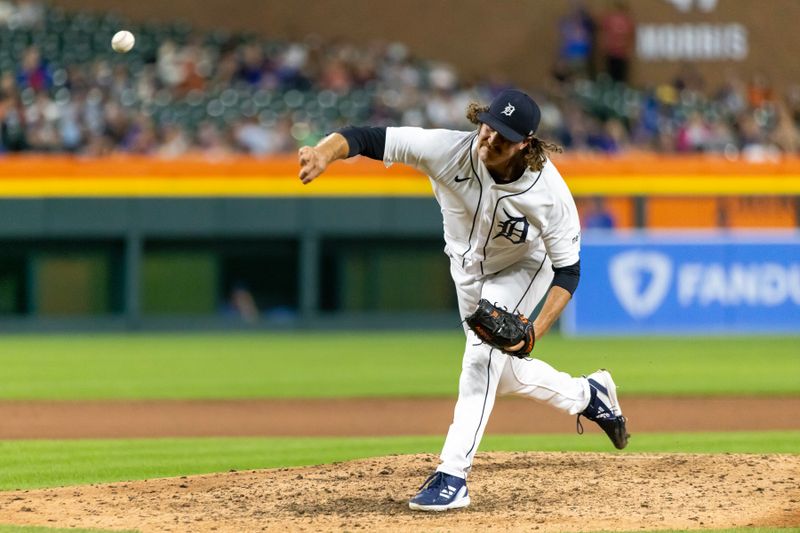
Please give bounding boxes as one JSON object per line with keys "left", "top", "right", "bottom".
{"left": 0, "top": 452, "right": 797, "bottom": 532}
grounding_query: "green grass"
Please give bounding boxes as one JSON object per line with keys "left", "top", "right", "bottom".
{"left": 0, "top": 431, "right": 797, "bottom": 491}
{"left": 0, "top": 333, "right": 798, "bottom": 400}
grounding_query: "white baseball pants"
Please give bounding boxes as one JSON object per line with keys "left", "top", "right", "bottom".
{"left": 437, "top": 256, "right": 591, "bottom": 479}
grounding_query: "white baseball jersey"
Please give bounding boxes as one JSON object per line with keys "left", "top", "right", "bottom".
{"left": 383, "top": 128, "right": 581, "bottom": 277}
{"left": 383, "top": 126, "right": 590, "bottom": 480}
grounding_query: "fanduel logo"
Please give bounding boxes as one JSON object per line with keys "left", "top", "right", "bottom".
{"left": 609, "top": 251, "right": 672, "bottom": 319}
{"left": 678, "top": 262, "right": 800, "bottom": 307}
{"left": 609, "top": 251, "right": 800, "bottom": 318}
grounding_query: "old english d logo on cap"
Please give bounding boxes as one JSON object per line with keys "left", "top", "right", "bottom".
{"left": 477, "top": 89, "right": 541, "bottom": 143}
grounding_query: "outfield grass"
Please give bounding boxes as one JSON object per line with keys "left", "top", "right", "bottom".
{"left": 0, "top": 333, "right": 798, "bottom": 400}
{"left": 0, "top": 431, "right": 797, "bottom": 491}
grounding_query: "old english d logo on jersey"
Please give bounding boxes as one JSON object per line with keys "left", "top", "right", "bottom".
{"left": 493, "top": 209, "right": 529, "bottom": 244}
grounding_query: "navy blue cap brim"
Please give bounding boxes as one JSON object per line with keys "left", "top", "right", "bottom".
{"left": 477, "top": 111, "right": 526, "bottom": 143}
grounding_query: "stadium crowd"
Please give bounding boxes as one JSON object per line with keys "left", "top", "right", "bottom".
{"left": 1, "top": 0, "right": 799, "bottom": 159}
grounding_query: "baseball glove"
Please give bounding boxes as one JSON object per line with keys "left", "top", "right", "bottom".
{"left": 465, "top": 299, "right": 535, "bottom": 358}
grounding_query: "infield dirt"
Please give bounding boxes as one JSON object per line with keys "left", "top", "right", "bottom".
{"left": 0, "top": 451, "right": 798, "bottom": 532}
{"left": 2, "top": 396, "right": 799, "bottom": 438}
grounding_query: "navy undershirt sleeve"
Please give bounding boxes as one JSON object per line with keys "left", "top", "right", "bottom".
{"left": 338, "top": 126, "right": 387, "bottom": 160}
{"left": 551, "top": 260, "right": 580, "bottom": 295}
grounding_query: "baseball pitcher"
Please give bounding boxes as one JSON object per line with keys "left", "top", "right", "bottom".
{"left": 298, "top": 88, "right": 629, "bottom": 511}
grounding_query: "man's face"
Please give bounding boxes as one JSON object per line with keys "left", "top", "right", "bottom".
{"left": 477, "top": 123, "right": 526, "bottom": 169}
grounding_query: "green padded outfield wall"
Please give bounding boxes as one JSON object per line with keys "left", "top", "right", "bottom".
{"left": 0, "top": 197, "right": 458, "bottom": 331}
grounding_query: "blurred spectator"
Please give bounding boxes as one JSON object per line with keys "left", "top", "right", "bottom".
{"left": 123, "top": 114, "right": 158, "bottom": 154}
{"left": 599, "top": 0, "right": 635, "bottom": 84}
{"left": 704, "top": 116, "right": 737, "bottom": 154}
{"left": 676, "top": 112, "right": 710, "bottom": 153}
{"left": 195, "top": 120, "right": 234, "bottom": 156}
{"left": 178, "top": 37, "right": 213, "bottom": 94}
{"left": 24, "top": 91, "right": 59, "bottom": 151}
{"left": 0, "top": 74, "right": 27, "bottom": 151}
{"left": 212, "top": 50, "right": 239, "bottom": 89}
{"left": 57, "top": 96, "right": 83, "bottom": 152}
{"left": 236, "top": 43, "right": 268, "bottom": 87}
{"left": 274, "top": 43, "right": 312, "bottom": 91}
{"left": 738, "top": 114, "right": 781, "bottom": 162}
{"left": 0, "top": 1, "right": 12, "bottom": 24}
{"left": 554, "top": 0, "right": 596, "bottom": 82}
{"left": 747, "top": 72, "right": 774, "bottom": 108}
{"left": 16, "top": 46, "right": 52, "bottom": 92}
{"left": 654, "top": 123, "right": 677, "bottom": 153}
{"left": 771, "top": 101, "right": 800, "bottom": 153}
{"left": 319, "top": 55, "right": 353, "bottom": 93}
{"left": 223, "top": 283, "right": 259, "bottom": 324}
{"left": 583, "top": 197, "right": 616, "bottom": 229}
{"left": 157, "top": 40, "right": 187, "bottom": 88}
{"left": 81, "top": 132, "right": 113, "bottom": 156}
{"left": 787, "top": 84, "right": 800, "bottom": 128}
{"left": 1, "top": 0, "right": 43, "bottom": 29}
{"left": 716, "top": 70, "right": 748, "bottom": 117}
{"left": 627, "top": 90, "right": 659, "bottom": 147}
{"left": 232, "top": 116, "right": 294, "bottom": 156}
{"left": 102, "top": 100, "right": 130, "bottom": 146}
{"left": 603, "top": 118, "right": 630, "bottom": 153}
{"left": 585, "top": 117, "right": 620, "bottom": 153}
{"left": 158, "top": 123, "right": 191, "bottom": 158}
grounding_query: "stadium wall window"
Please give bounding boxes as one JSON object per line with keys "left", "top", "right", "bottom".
{"left": 33, "top": 252, "right": 113, "bottom": 316}
{"left": 218, "top": 241, "right": 299, "bottom": 321}
{"left": 142, "top": 239, "right": 299, "bottom": 319}
{"left": 0, "top": 255, "right": 28, "bottom": 315}
{"left": 142, "top": 251, "right": 218, "bottom": 315}
{"left": 320, "top": 239, "right": 457, "bottom": 312}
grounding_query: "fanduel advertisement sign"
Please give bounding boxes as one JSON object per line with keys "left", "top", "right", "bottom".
{"left": 564, "top": 233, "right": 800, "bottom": 335}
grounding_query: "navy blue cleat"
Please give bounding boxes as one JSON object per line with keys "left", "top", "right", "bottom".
{"left": 577, "top": 369, "right": 630, "bottom": 450}
{"left": 408, "top": 471, "right": 470, "bottom": 511}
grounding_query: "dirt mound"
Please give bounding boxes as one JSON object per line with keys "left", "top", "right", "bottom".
{"left": 0, "top": 452, "right": 797, "bottom": 532}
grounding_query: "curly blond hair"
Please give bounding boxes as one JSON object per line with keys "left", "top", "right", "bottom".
{"left": 466, "top": 102, "right": 562, "bottom": 172}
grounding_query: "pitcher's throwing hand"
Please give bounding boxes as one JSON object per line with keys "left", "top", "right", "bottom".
{"left": 297, "top": 146, "right": 324, "bottom": 184}
{"left": 298, "top": 134, "right": 349, "bottom": 184}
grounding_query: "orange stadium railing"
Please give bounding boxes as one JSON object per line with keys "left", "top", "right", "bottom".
{"left": 0, "top": 154, "right": 799, "bottom": 196}
{"left": 0, "top": 154, "right": 798, "bottom": 228}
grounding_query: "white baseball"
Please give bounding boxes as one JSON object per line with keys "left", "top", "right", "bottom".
{"left": 111, "top": 30, "right": 135, "bottom": 53}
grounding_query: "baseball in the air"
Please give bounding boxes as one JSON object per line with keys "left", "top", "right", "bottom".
{"left": 111, "top": 30, "right": 135, "bottom": 53}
